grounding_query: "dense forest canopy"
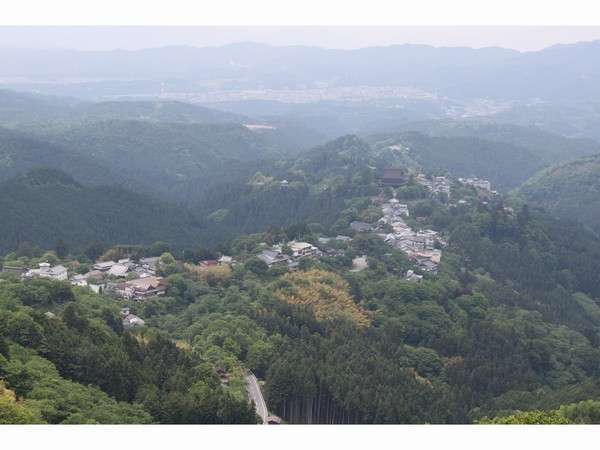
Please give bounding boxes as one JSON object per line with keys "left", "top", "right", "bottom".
{"left": 518, "top": 154, "right": 600, "bottom": 234}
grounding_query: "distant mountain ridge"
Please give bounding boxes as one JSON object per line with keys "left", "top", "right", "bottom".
{"left": 0, "top": 89, "right": 246, "bottom": 126}
{"left": 0, "top": 90, "right": 325, "bottom": 205}
{"left": 3, "top": 41, "right": 600, "bottom": 101}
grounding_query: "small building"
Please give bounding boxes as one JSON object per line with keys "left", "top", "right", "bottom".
{"left": 70, "top": 274, "right": 88, "bottom": 287}
{"left": 107, "top": 263, "right": 129, "bottom": 277}
{"left": 122, "top": 314, "right": 145, "bottom": 329}
{"left": 115, "top": 276, "right": 165, "bottom": 300}
{"left": 199, "top": 260, "right": 218, "bottom": 268}
{"left": 257, "top": 250, "right": 290, "bottom": 268}
{"left": 218, "top": 255, "right": 234, "bottom": 265}
{"left": 139, "top": 257, "right": 160, "bottom": 270}
{"left": 93, "top": 261, "right": 117, "bottom": 272}
{"left": 417, "top": 259, "right": 439, "bottom": 273}
{"left": 405, "top": 270, "right": 423, "bottom": 283}
{"left": 289, "top": 241, "right": 318, "bottom": 258}
{"left": 25, "top": 263, "right": 68, "bottom": 281}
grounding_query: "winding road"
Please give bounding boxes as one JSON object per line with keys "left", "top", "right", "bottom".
{"left": 245, "top": 372, "right": 268, "bottom": 424}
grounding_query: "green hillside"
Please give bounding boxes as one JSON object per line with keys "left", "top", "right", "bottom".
{"left": 0, "top": 126, "right": 124, "bottom": 187}
{"left": 381, "top": 120, "right": 600, "bottom": 165}
{"left": 196, "top": 135, "right": 383, "bottom": 238}
{"left": 44, "top": 120, "right": 287, "bottom": 201}
{"left": 0, "top": 168, "right": 205, "bottom": 254}
{"left": 518, "top": 154, "right": 600, "bottom": 232}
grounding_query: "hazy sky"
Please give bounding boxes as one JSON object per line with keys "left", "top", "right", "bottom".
{"left": 1, "top": 26, "right": 600, "bottom": 52}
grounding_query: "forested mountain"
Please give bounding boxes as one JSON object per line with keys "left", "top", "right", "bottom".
{"left": 196, "top": 135, "right": 384, "bottom": 238}
{"left": 0, "top": 126, "right": 124, "bottom": 187}
{"left": 0, "top": 89, "right": 83, "bottom": 126}
{"left": 39, "top": 120, "right": 289, "bottom": 202}
{"left": 0, "top": 89, "right": 328, "bottom": 204}
{"left": 0, "top": 169, "right": 204, "bottom": 254}
{"left": 493, "top": 101, "right": 600, "bottom": 141}
{"left": 518, "top": 154, "right": 600, "bottom": 233}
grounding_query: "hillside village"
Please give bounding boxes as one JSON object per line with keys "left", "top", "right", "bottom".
{"left": 1, "top": 168, "right": 495, "bottom": 333}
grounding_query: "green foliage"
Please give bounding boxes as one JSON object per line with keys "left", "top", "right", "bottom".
{"left": 0, "top": 278, "right": 257, "bottom": 424}
{"left": 479, "top": 410, "right": 572, "bottom": 424}
{"left": 0, "top": 169, "right": 205, "bottom": 254}
{"left": 519, "top": 154, "right": 600, "bottom": 234}
{"left": 0, "top": 381, "right": 44, "bottom": 424}
{"left": 559, "top": 400, "right": 600, "bottom": 424}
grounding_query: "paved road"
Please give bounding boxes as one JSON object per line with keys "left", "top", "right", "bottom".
{"left": 245, "top": 372, "right": 268, "bottom": 424}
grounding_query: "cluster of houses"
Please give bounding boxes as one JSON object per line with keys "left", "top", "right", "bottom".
{"left": 256, "top": 241, "right": 320, "bottom": 271}
{"left": 10, "top": 256, "right": 167, "bottom": 302}
{"left": 377, "top": 199, "right": 444, "bottom": 274}
{"left": 74, "top": 257, "right": 166, "bottom": 300}
{"left": 348, "top": 198, "right": 444, "bottom": 276}
{"left": 415, "top": 174, "right": 451, "bottom": 197}
{"left": 10, "top": 253, "right": 236, "bottom": 302}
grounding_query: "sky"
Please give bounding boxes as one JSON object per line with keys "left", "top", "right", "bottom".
{"left": 1, "top": 26, "right": 600, "bottom": 52}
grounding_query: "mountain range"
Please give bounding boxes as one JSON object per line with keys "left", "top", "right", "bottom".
{"left": 3, "top": 41, "right": 600, "bottom": 102}
{"left": 2, "top": 85, "right": 600, "bottom": 253}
